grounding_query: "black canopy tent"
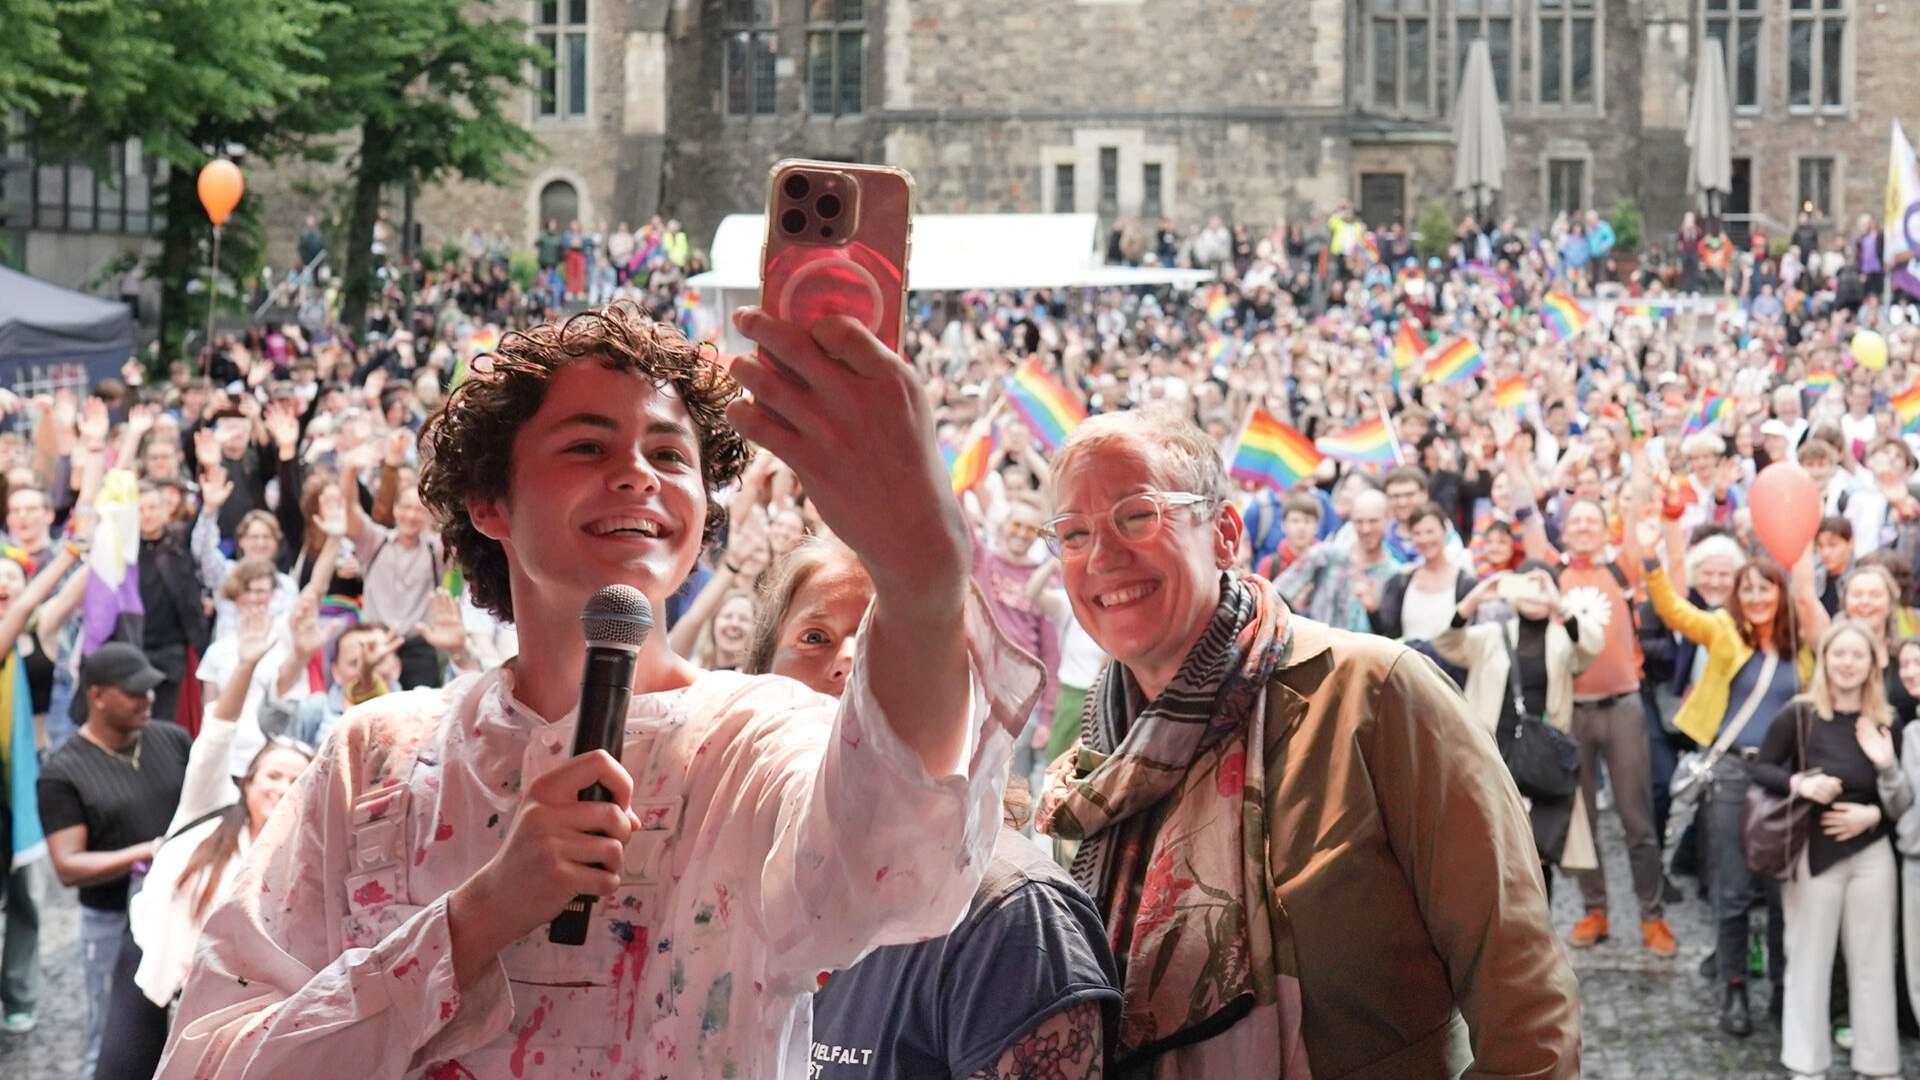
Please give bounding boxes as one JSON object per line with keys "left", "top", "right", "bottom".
{"left": 0, "top": 266, "right": 133, "bottom": 387}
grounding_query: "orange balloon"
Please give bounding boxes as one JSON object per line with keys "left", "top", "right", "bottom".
{"left": 197, "top": 159, "right": 244, "bottom": 226}
{"left": 1749, "top": 462, "right": 1821, "bottom": 567}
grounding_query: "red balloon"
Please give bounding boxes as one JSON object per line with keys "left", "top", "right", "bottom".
{"left": 1749, "top": 462, "right": 1821, "bottom": 567}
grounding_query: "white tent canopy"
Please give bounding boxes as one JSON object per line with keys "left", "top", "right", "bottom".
{"left": 687, "top": 212, "right": 1214, "bottom": 351}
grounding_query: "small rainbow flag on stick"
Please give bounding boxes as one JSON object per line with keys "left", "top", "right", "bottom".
{"left": 1423, "top": 338, "right": 1485, "bottom": 385}
{"left": 1541, "top": 292, "right": 1590, "bottom": 341}
{"left": 1315, "top": 415, "right": 1400, "bottom": 466}
{"left": 1005, "top": 357, "right": 1086, "bottom": 451}
{"left": 1683, "top": 390, "right": 1728, "bottom": 434}
{"left": 1494, "top": 377, "right": 1531, "bottom": 414}
{"left": 945, "top": 427, "right": 996, "bottom": 494}
{"left": 1230, "top": 410, "right": 1324, "bottom": 491}
{"left": 1893, "top": 382, "right": 1920, "bottom": 435}
{"left": 1805, "top": 369, "right": 1837, "bottom": 396}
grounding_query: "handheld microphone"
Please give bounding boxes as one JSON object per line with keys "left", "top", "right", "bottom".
{"left": 548, "top": 584, "right": 654, "bottom": 946}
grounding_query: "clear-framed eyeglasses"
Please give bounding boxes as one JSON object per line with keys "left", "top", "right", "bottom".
{"left": 1040, "top": 491, "right": 1217, "bottom": 559}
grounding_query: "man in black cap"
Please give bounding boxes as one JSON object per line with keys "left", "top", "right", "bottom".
{"left": 37, "top": 642, "right": 190, "bottom": 1075}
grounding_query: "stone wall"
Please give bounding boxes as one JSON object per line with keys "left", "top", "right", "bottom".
{"left": 229, "top": 0, "right": 1914, "bottom": 276}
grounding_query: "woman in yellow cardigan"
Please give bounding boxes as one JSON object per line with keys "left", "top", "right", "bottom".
{"left": 1638, "top": 512, "right": 1819, "bottom": 1037}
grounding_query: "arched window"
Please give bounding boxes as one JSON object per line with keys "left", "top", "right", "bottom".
{"left": 539, "top": 180, "right": 580, "bottom": 228}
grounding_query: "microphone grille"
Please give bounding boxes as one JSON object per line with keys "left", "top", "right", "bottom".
{"left": 580, "top": 585, "right": 654, "bottom": 647}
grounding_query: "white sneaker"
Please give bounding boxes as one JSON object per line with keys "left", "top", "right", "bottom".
{"left": 1, "top": 1011, "right": 34, "bottom": 1034}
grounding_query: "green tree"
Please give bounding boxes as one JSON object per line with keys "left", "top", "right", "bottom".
{"left": 1415, "top": 202, "right": 1456, "bottom": 261}
{"left": 0, "top": 0, "right": 86, "bottom": 115}
{"left": 19, "top": 0, "right": 332, "bottom": 359}
{"left": 1609, "top": 195, "right": 1645, "bottom": 254}
{"left": 297, "top": 0, "right": 543, "bottom": 337}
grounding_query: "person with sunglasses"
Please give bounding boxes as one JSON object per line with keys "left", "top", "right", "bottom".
{"left": 1036, "top": 409, "right": 1577, "bottom": 1078}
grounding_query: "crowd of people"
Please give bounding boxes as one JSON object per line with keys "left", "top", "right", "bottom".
{"left": 0, "top": 195, "right": 1918, "bottom": 1078}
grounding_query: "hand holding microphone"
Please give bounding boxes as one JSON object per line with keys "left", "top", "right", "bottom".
{"left": 452, "top": 587, "right": 654, "bottom": 955}
{"left": 550, "top": 586, "right": 654, "bottom": 945}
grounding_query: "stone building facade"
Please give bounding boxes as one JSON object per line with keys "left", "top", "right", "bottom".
{"left": 231, "top": 0, "right": 1920, "bottom": 269}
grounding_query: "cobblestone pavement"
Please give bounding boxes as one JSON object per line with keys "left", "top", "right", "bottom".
{"left": 0, "top": 863, "right": 86, "bottom": 1079}
{"left": 8, "top": 802, "right": 1920, "bottom": 1078}
{"left": 1561, "top": 799, "right": 1920, "bottom": 1079}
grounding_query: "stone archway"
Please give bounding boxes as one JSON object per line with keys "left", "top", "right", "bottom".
{"left": 523, "top": 167, "right": 596, "bottom": 243}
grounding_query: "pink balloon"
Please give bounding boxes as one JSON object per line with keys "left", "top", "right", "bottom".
{"left": 1749, "top": 462, "right": 1821, "bottom": 567}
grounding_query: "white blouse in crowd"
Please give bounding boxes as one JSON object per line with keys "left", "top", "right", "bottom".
{"left": 155, "top": 588, "right": 1040, "bottom": 1080}
{"left": 131, "top": 717, "right": 246, "bottom": 1007}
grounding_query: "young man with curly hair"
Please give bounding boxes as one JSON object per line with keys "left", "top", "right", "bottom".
{"left": 157, "top": 304, "right": 1044, "bottom": 1079}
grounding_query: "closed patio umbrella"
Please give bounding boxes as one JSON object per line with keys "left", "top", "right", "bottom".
{"left": 1686, "top": 39, "right": 1733, "bottom": 219}
{"left": 1451, "top": 38, "right": 1506, "bottom": 221}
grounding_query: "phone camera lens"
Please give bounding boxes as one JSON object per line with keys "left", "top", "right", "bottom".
{"left": 781, "top": 209, "right": 808, "bottom": 235}
{"left": 820, "top": 225, "right": 835, "bottom": 238}
{"left": 783, "top": 173, "right": 811, "bottom": 201}
{"left": 815, "top": 193, "right": 842, "bottom": 220}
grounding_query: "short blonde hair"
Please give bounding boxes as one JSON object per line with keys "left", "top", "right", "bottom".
{"left": 1049, "top": 408, "right": 1231, "bottom": 507}
{"left": 1803, "top": 619, "right": 1893, "bottom": 727}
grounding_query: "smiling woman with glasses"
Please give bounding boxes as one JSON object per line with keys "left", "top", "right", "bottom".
{"left": 1034, "top": 408, "right": 1577, "bottom": 1078}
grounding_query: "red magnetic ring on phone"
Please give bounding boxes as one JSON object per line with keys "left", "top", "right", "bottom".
{"left": 776, "top": 254, "right": 885, "bottom": 335}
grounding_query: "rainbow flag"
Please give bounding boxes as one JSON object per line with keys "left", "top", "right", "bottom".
{"left": 450, "top": 325, "right": 501, "bottom": 389}
{"left": 1423, "top": 338, "right": 1485, "bottom": 385}
{"left": 1005, "top": 357, "right": 1086, "bottom": 451}
{"left": 1805, "top": 369, "right": 1837, "bottom": 396}
{"left": 945, "top": 427, "right": 996, "bottom": 494}
{"left": 1, "top": 652, "right": 41, "bottom": 869}
{"left": 1684, "top": 391, "right": 1728, "bottom": 434}
{"left": 1494, "top": 377, "right": 1531, "bottom": 414}
{"left": 1541, "top": 292, "right": 1590, "bottom": 341}
{"left": 1315, "top": 415, "right": 1399, "bottom": 466}
{"left": 1205, "top": 336, "right": 1236, "bottom": 367}
{"left": 1390, "top": 321, "right": 1424, "bottom": 387}
{"left": 1894, "top": 383, "right": 1920, "bottom": 434}
{"left": 1204, "top": 286, "right": 1233, "bottom": 326}
{"left": 1360, "top": 233, "right": 1381, "bottom": 265}
{"left": 320, "top": 594, "right": 363, "bottom": 623}
{"left": 1395, "top": 265, "right": 1424, "bottom": 292}
{"left": 1230, "top": 410, "right": 1323, "bottom": 491}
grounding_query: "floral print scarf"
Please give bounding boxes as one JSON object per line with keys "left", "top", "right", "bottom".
{"left": 1041, "top": 573, "right": 1295, "bottom": 1069}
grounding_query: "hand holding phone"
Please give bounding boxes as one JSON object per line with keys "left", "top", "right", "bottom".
{"left": 759, "top": 160, "right": 912, "bottom": 353}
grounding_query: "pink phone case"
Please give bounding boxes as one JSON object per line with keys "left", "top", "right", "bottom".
{"left": 760, "top": 160, "right": 914, "bottom": 353}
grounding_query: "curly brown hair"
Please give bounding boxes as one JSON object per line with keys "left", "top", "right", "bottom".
{"left": 418, "top": 303, "right": 748, "bottom": 623}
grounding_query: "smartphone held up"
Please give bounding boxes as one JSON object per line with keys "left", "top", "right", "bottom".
{"left": 759, "top": 159, "right": 914, "bottom": 353}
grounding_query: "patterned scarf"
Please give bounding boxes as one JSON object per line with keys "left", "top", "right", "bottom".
{"left": 1041, "top": 573, "right": 1292, "bottom": 1067}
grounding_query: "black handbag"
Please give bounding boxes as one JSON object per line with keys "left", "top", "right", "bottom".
{"left": 1497, "top": 625, "right": 1582, "bottom": 801}
{"left": 1743, "top": 708, "right": 1814, "bottom": 881}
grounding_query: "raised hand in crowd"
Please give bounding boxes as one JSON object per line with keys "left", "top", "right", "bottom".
{"left": 198, "top": 461, "right": 232, "bottom": 515}
{"left": 415, "top": 589, "right": 471, "bottom": 668}
{"left": 266, "top": 400, "right": 301, "bottom": 462}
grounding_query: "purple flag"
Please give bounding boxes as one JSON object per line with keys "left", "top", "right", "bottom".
{"left": 81, "top": 562, "right": 144, "bottom": 655}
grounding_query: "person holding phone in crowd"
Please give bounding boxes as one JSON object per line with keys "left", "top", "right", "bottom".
{"left": 156, "top": 303, "right": 1042, "bottom": 1079}
{"left": 1434, "top": 562, "right": 1602, "bottom": 900}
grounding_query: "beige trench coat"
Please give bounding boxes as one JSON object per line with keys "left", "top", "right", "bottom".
{"left": 1257, "top": 616, "right": 1581, "bottom": 1079}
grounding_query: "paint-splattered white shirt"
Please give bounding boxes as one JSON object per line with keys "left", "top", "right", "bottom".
{"left": 156, "top": 594, "right": 1040, "bottom": 1079}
